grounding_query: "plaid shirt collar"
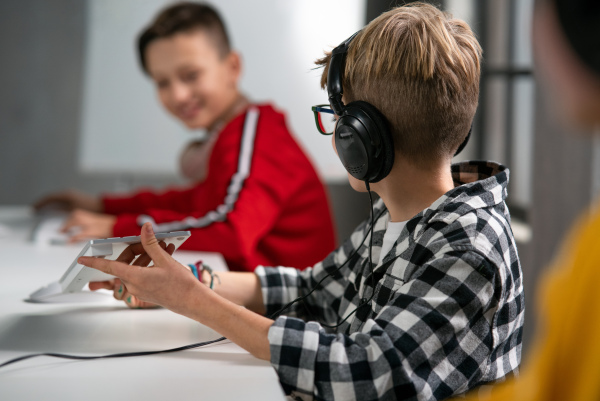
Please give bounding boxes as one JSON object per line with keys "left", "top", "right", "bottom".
{"left": 371, "top": 160, "right": 510, "bottom": 267}
{"left": 409, "top": 160, "right": 509, "bottom": 237}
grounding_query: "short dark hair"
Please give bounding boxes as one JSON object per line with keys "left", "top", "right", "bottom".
{"left": 137, "top": 2, "right": 231, "bottom": 74}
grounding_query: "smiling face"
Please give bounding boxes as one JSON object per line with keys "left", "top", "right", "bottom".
{"left": 145, "top": 30, "right": 241, "bottom": 130}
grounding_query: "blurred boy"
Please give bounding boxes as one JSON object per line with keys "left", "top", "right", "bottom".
{"left": 81, "top": 3, "right": 524, "bottom": 400}
{"left": 35, "top": 2, "right": 335, "bottom": 272}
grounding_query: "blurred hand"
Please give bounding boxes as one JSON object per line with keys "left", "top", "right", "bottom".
{"left": 61, "top": 209, "right": 116, "bottom": 242}
{"left": 80, "top": 223, "right": 202, "bottom": 314}
{"left": 34, "top": 190, "right": 102, "bottom": 213}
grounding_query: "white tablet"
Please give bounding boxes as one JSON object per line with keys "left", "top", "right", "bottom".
{"left": 29, "top": 231, "right": 191, "bottom": 302}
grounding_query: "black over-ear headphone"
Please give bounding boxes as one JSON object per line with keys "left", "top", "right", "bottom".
{"left": 327, "top": 31, "right": 394, "bottom": 183}
{"left": 327, "top": 31, "right": 471, "bottom": 183}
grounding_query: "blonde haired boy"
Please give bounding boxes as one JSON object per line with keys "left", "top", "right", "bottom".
{"left": 81, "top": 3, "right": 524, "bottom": 400}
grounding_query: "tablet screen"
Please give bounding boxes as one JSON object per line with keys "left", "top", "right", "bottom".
{"left": 30, "top": 231, "right": 191, "bottom": 301}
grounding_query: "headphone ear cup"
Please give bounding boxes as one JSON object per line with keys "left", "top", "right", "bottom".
{"left": 346, "top": 101, "right": 395, "bottom": 182}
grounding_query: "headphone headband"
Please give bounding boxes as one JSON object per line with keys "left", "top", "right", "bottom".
{"left": 327, "top": 31, "right": 361, "bottom": 115}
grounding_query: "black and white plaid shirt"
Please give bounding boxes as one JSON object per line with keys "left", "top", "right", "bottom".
{"left": 255, "top": 161, "right": 524, "bottom": 401}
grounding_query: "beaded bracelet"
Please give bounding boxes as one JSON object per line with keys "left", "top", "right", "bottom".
{"left": 187, "top": 263, "right": 200, "bottom": 280}
{"left": 190, "top": 260, "right": 220, "bottom": 289}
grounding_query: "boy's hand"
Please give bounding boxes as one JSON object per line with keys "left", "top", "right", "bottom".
{"left": 79, "top": 223, "right": 202, "bottom": 314}
{"left": 90, "top": 278, "right": 158, "bottom": 308}
{"left": 61, "top": 209, "right": 116, "bottom": 242}
{"left": 34, "top": 189, "right": 102, "bottom": 212}
{"left": 88, "top": 239, "right": 175, "bottom": 309}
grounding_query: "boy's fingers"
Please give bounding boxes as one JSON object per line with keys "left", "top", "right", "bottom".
{"left": 89, "top": 280, "right": 114, "bottom": 291}
{"left": 78, "top": 256, "right": 131, "bottom": 281}
{"left": 115, "top": 243, "right": 147, "bottom": 261}
{"left": 113, "top": 278, "right": 125, "bottom": 300}
{"left": 116, "top": 245, "right": 140, "bottom": 264}
{"left": 166, "top": 243, "right": 176, "bottom": 256}
{"left": 124, "top": 292, "right": 139, "bottom": 308}
{"left": 139, "top": 223, "right": 170, "bottom": 265}
{"left": 120, "top": 285, "right": 143, "bottom": 308}
{"left": 134, "top": 252, "right": 152, "bottom": 267}
{"left": 133, "top": 242, "right": 166, "bottom": 267}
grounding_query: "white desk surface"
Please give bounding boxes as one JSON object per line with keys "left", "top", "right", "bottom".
{"left": 0, "top": 206, "right": 285, "bottom": 400}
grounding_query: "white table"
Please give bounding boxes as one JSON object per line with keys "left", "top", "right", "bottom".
{"left": 0, "top": 206, "right": 285, "bottom": 400}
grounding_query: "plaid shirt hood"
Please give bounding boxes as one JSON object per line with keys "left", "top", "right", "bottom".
{"left": 256, "top": 161, "right": 525, "bottom": 401}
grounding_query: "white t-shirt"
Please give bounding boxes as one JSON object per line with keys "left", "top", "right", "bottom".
{"left": 379, "top": 221, "right": 407, "bottom": 264}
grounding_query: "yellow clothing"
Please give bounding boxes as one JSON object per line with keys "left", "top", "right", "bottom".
{"left": 460, "top": 206, "right": 600, "bottom": 401}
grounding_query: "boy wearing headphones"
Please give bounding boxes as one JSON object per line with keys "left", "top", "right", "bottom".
{"left": 34, "top": 2, "right": 336, "bottom": 273}
{"left": 81, "top": 3, "right": 524, "bottom": 400}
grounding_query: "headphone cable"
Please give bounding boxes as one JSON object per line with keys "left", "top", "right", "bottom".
{"left": 270, "top": 181, "right": 379, "bottom": 330}
{"left": 319, "top": 181, "right": 376, "bottom": 329}
{"left": 0, "top": 336, "right": 227, "bottom": 369}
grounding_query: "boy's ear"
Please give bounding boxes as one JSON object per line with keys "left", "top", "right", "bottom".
{"left": 226, "top": 51, "right": 242, "bottom": 83}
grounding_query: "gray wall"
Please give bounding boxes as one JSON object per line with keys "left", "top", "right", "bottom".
{"left": 0, "top": 0, "right": 86, "bottom": 203}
